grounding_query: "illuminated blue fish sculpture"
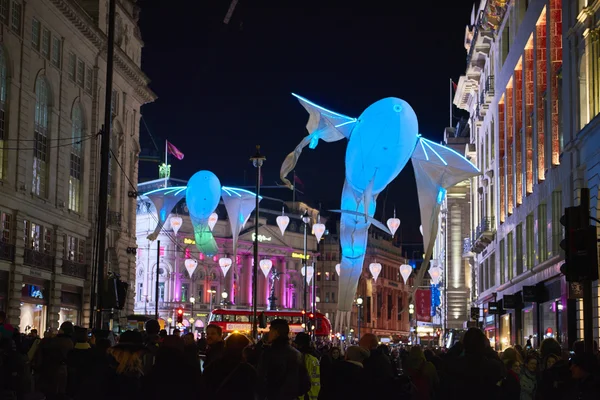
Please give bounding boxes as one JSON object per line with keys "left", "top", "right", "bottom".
{"left": 140, "top": 171, "right": 261, "bottom": 258}
{"left": 281, "top": 94, "right": 480, "bottom": 311}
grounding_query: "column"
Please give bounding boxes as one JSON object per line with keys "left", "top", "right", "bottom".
{"left": 242, "top": 255, "right": 251, "bottom": 305}
{"left": 278, "top": 257, "right": 287, "bottom": 308}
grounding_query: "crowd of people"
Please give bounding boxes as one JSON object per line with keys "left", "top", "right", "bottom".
{"left": 0, "top": 309, "right": 599, "bottom": 399}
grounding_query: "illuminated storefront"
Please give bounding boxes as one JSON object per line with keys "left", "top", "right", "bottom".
{"left": 20, "top": 280, "right": 49, "bottom": 334}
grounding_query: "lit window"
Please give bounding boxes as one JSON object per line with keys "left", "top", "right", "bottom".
{"left": 69, "top": 104, "right": 83, "bottom": 213}
{"left": 33, "top": 77, "right": 50, "bottom": 197}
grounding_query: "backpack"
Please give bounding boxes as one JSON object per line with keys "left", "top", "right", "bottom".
{"left": 408, "top": 364, "right": 430, "bottom": 400}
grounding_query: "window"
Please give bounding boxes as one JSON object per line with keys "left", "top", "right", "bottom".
{"left": 31, "top": 18, "right": 40, "bottom": 50}
{"left": 33, "top": 77, "right": 50, "bottom": 197}
{"left": 69, "top": 104, "right": 83, "bottom": 213}
{"left": 397, "top": 296, "right": 403, "bottom": 321}
{"left": 181, "top": 284, "right": 188, "bottom": 302}
{"left": 65, "top": 235, "right": 84, "bottom": 263}
{"left": 538, "top": 204, "right": 548, "bottom": 263}
{"left": 24, "top": 220, "right": 51, "bottom": 253}
{"left": 0, "top": 0, "right": 8, "bottom": 24}
{"left": 1, "top": 212, "right": 11, "bottom": 242}
{"left": 499, "top": 239, "right": 505, "bottom": 284}
{"left": 325, "top": 271, "right": 330, "bottom": 281}
{"left": 526, "top": 214, "right": 534, "bottom": 268}
{"left": 85, "top": 66, "right": 93, "bottom": 93}
{"left": 41, "top": 28, "right": 50, "bottom": 59}
{"left": 516, "top": 224, "right": 523, "bottom": 275}
{"left": 10, "top": 0, "right": 20, "bottom": 34}
{"left": 76, "top": 59, "right": 84, "bottom": 87}
{"left": 111, "top": 89, "right": 118, "bottom": 117}
{"left": 507, "top": 232, "right": 514, "bottom": 280}
{"left": 67, "top": 52, "right": 76, "bottom": 81}
{"left": 387, "top": 294, "right": 392, "bottom": 320}
{"left": 552, "top": 191, "right": 562, "bottom": 254}
{"left": 137, "top": 283, "right": 143, "bottom": 301}
{"left": 158, "top": 282, "right": 165, "bottom": 302}
{"left": 51, "top": 36, "right": 61, "bottom": 68}
{"left": 0, "top": 47, "right": 6, "bottom": 179}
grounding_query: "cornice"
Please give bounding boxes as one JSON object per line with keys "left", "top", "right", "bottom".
{"left": 50, "top": 0, "right": 157, "bottom": 104}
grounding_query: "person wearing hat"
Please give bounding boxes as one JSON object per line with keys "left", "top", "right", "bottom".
{"left": 569, "top": 354, "right": 599, "bottom": 399}
{"left": 293, "top": 333, "right": 320, "bottom": 400}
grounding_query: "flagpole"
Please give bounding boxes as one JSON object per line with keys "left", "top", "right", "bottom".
{"left": 164, "top": 140, "right": 168, "bottom": 188}
{"left": 449, "top": 78, "right": 453, "bottom": 128}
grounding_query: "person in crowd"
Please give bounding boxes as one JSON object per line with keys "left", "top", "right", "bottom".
{"left": 404, "top": 345, "right": 439, "bottom": 400}
{"left": 66, "top": 326, "right": 94, "bottom": 398}
{"left": 502, "top": 358, "right": 521, "bottom": 399}
{"left": 519, "top": 354, "right": 537, "bottom": 400}
{"left": 318, "top": 345, "right": 369, "bottom": 400}
{"left": 537, "top": 338, "right": 572, "bottom": 400}
{"left": 202, "top": 333, "right": 257, "bottom": 398}
{"left": 568, "top": 353, "right": 599, "bottom": 399}
{"left": 204, "top": 323, "right": 225, "bottom": 368}
{"left": 182, "top": 332, "right": 201, "bottom": 374}
{"left": 142, "top": 319, "right": 161, "bottom": 374}
{"left": 256, "top": 319, "right": 311, "bottom": 399}
{"left": 32, "top": 321, "right": 74, "bottom": 399}
{"left": 294, "top": 333, "right": 320, "bottom": 400}
{"left": 526, "top": 335, "right": 533, "bottom": 350}
{"left": 358, "top": 333, "right": 394, "bottom": 396}
{"left": 0, "top": 311, "right": 14, "bottom": 340}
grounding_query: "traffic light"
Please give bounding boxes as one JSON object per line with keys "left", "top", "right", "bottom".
{"left": 560, "top": 206, "right": 598, "bottom": 282}
{"left": 176, "top": 308, "right": 184, "bottom": 324}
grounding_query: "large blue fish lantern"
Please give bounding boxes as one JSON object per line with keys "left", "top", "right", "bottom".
{"left": 186, "top": 170, "right": 222, "bottom": 256}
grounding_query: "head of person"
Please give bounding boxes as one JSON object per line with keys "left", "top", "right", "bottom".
{"left": 358, "top": 333, "right": 378, "bottom": 351}
{"left": 525, "top": 355, "right": 538, "bottom": 373}
{"left": 406, "top": 345, "right": 426, "bottom": 370}
{"left": 145, "top": 319, "right": 160, "bottom": 336}
{"left": 109, "top": 330, "right": 145, "bottom": 375}
{"left": 73, "top": 326, "right": 89, "bottom": 344}
{"left": 345, "top": 346, "right": 370, "bottom": 365}
{"left": 330, "top": 347, "right": 341, "bottom": 360}
{"left": 462, "top": 327, "right": 488, "bottom": 356}
{"left": 570, "top": 354, "right": 598, "bottom": 380}
{"left": 294, "top": 332, "right": 311, "bottom": 351}
{"left": 206, "top": 324, "right": 223, "bottom": 345}
{"left": 506, "top": 358, "right": 521, "bottom": 374}
{"left": 268, "top": 319, "right": 290, "bottom": 344}
{"left": 225, "top": 333, "right": 252, "bottom": 359}
{"left": 59, "top": 321, "right": 75, "bottom": 337}
{"left": 182, "top": 332, "right": 195, "bottom": 346}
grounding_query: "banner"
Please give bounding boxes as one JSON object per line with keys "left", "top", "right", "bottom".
{"left": 415, "top": 289, "right": 432, "bottom": 323}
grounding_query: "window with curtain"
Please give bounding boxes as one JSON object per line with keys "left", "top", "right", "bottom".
{"left": 0, "top": 47, "right": 6, "bottom": 179}
{"left": 69, "top": 104, "right": 83, "bottom": 212}
{"left": 33, "top": 77, "right": 50, "bottom": 197}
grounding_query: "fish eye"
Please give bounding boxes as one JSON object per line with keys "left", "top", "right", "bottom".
{"left": 393, "top": 104, "right": 402, "bottom": 113}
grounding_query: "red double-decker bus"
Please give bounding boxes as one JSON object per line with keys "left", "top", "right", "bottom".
{"left": 208, "top": 308, "right": 332, "bottom": 337}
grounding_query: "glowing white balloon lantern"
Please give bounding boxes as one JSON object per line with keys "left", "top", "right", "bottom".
{"left": 399, "top": 264, "right": 412, "bottom": 284}
{"left": 242, "top": 213, "right": 251, "bottom": 229}
{"left": 219, "top": 257, "right": 232, "bottom": 277}
{"left": 428, "top": 265, "right": 442, "bottom": 285}
{"left": 259, "top": 259, "right": 273, "bottom": 278}
{"left": 313, "top": 215, "right": 325, "bottom": 242}
{"left": 419, "top": 225, "right": 423, "bottom": 236}
{"left": 386, "top": 209, "right": 400, "bottom": 237}
{"left": 276, "top": 208, "right": 290, "bottom": 236}
{"left": 335, "top": 263, "right": 341, "bottom": 276}
{"left": 184, "top": 259, "right": 198, "bottom": 278}
{"left": 208, "top": 212, "right": 218, "bottom": 231}
{"left": 170, "top": 216, "right": 183, "bottom": 235}
{"left": 301, "top": 265, "right": 314, "bottom": 284}
{"left": 369, "top": 262, "right": 382, "bottom": 281}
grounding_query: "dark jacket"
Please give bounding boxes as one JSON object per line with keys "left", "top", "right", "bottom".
{"left": 205, "top": 340, "right": 225, "bottom": 368}
{"left": 318, "top": 361, "right": 366, "bottom": 400}
{"left": 256, "top": 338, "right": 310, "bottom": 400}
{"left": 202, "top": 353, "right": 257, "bottom": 399}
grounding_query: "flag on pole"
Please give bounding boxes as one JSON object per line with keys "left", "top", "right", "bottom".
{"left": 451, "top": 80, "right": 458, "bottom": 91}
{"left": 166, "top": 141, "right": 184, "bottom": 160}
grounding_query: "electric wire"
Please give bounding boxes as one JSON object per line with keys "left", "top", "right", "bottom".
{"left": 0, "top": 136, "right": 94, "bottom": 150}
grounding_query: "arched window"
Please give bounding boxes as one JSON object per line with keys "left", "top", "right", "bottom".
{"left": 33, "top": 76, "right": 50, "bottom": 197}
{"left": 0, "top": 47, "right": 7, "bottom": 179}
{"left": 69, "top": 103, "right": 83, "bottom": 212}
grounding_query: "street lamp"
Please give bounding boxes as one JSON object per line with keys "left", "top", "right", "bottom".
{"left": 409, "top": 303, "right": 415, "bottom": 343}
{"left": 190, "top": 296, "right": 195, "bottom": 334}
{"left": 302, "top": 210, "right": 310, "bottom": 329}
{"left": 250, "top": 145, "right": 266, "bottom": 341}
{"left": 189, "top": 317, "right": 195, "bottom": 336}
{"left": 207, "top": 289, "right": 216, "bottom": 315}
{"left": 356, "top": 297, "right": 363, "bottom": 341}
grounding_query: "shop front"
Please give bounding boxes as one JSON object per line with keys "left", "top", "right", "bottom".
{"left": 58, "top": 285, "right": 82, "bottom": 326}
{"left": 20, "top": 277, "right": 49, "bottom": 335}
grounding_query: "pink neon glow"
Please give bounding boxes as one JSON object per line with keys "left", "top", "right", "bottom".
{"left": 199, "top": 253, "right": 205, "bottom": 261}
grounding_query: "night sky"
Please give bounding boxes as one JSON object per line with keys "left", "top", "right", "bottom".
{"left": 137, "top": 0, "right": 476, "bottom": 249}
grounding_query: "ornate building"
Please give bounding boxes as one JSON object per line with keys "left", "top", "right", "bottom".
{"left": 0, "top": 0, "right": 155, "bottom": 333}
{"left": 134, "top": 178, "right": 321, "bottom": 330}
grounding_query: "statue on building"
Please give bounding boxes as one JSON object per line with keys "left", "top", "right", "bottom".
{"left": 268, "top": 268, "right": 282, "bottom": 311}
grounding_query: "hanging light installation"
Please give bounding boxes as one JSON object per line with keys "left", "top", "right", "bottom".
{"left": 399, "top": 264, "right": 412, "bottom": 284}
{"left": 335, "top": 263, "right": 341, "bottom": 276}
{"left": 428, "top": 265, "right": 442, "bottom": 285}
{"left": 276, "top": 207, "right": 290, "bottom": 236}
{"left": 259, "top": 259, "right": 273, "bottom": 278}
{"left": 219, "top": 257, "right": 232, "bottom": 277}
{"left": 386, "top": 209, "right": 400, "bottom": 237}
{"left": 419, "top": 225, "right": 423, "bottom": 236}
{"left": 369, "top": 262, "right": 382, "bottom": 281}
{"left": 301, "top": 265, "right": 314, "bottom": 284}
{"left": 208, "top": 212, "right": 218, "bottom": 231}
{"left": 313, "top": 215, "right": 326, "bottom": 242}
{"left": 170, "top": 216, "right": 183, "bottom": 235}
{"left": 184, "top": 259, "right": 198, "bottom": 278}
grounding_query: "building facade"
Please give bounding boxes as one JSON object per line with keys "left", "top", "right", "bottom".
{"left": 0, "top": 0, "right": 155, "bottom": 333}
{"left": 134, "top": 178, "right": 321, "bottom": 330}
{"left": 455, "top": 0, "right": 600, "bottom": 351}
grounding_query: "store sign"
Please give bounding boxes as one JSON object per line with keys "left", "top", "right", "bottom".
{"left": 226, "top": 323, "right": 252, "bottom": 332}
{"left": 503, "top": 294, "right": 521, "bottom": 309}
{"left": 252, "top": 233, "right": 271, "bottom": 242}
{"left": 183, "top": 237, "right": 195, "bottom": 245}
{"left": 488, "top": 301, "right": 501, "bottom": 315}
{"left": 522, "top": 285, "right": 541, "bottom": 302}
{"left": 415, "top": 289, "right": 432, "bottom": 323}
{"left": 292, "top": 252, "right": 310, "bottom": 260}
{"left": 568, "top": 282, "right": 584, "bottom": 299}
{"left": 470, "top": 307, "right": 480, "bottom": 320}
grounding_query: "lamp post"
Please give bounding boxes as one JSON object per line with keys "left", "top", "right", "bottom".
{"left": 250, "top": 146, "right": 265, "bottom": 341}
{"left": 356, "top": 297, "right": 363, "bottom": 341}
{"left": 409, "top": 303, "right": 415, "bottom": 343}
{"left": 190, "top": 296, "right": 195, "bottom": 335}
{"left": 301, "top": 210, "right": 310, "bottom": 329}
{"left": 221, "top": 291, "right": 228, "bottom": 308}
{"left": 207, "top": 289, "right": 216, "bottom": 315}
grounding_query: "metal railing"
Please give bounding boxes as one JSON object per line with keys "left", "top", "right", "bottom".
{"left": 24, "top": 248, "right": 54, "bottom": 271}
{"left": 485, "top": 75, "right": 495, "bottom": 96}
{"left": 108, "top": 211, "right": 122, "bottom": 228}
{"left": 62, "top": 260, "right": 88, "bottom": 279}
{"left": 463, "top": 238, "right": 472, "bottom": 255}
{"left": 475, "top": 217, "right": 495, "bottom": 239}
{"left": 0, "top": 241, "right": 15, "bottom": 262}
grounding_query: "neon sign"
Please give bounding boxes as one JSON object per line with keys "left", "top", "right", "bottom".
{"left": 292, "top": 252, "right": 310, "bottom": 260}
{"left": 252, "top": 233, "right": 271, "bottom": 242}
{"left": 183, "top": 238, "right": 195, "bottom": 245}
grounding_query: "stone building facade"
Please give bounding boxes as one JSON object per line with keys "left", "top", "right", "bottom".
{"left": 0, "top": 0, "right": 155, "bottom": 333}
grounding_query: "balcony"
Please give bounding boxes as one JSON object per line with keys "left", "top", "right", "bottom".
{"left": 471, "top": 217, "right": 495, "bottom": 253}
{"left": 24, "top": 248, "right": 54, "bottom": 271}
{"left": 62, "top": 260, "right": 88, "bottom": 279}
{"left": 463, "top": 238, "right": 475, "bottom": 258}
{"left": 484, "top": 75, "right": 495, "bottom": 101}
{"left": 0, "top": 241, "right": 15, "bottom": 262}
{"left": 108, "top": 211, "right": 122, "bottom": 228}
